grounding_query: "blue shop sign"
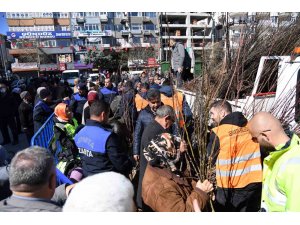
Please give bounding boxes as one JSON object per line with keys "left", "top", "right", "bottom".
{"left": 7, "top": 31, "right": 72, "bottom": 40}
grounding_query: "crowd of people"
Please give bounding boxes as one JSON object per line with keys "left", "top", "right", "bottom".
{"left": 0, "top": 66, "right": 299, "bottom": 212}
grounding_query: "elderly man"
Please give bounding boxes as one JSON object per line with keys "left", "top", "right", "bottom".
{"left": 207, "top": 100, "right": 262, "bottom": 212}
{"left": 248, "top": 112, "right": 300, "bottom": 212}
{"left": 0, "top": 146, "right": 61, "bottom": 211}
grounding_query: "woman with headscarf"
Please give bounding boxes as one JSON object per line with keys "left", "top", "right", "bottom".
{"left": 142, "top": 133, "right": 213, "bottom": 212}
{"left": 53, "top": 103, "right": 81, "bottom": 181}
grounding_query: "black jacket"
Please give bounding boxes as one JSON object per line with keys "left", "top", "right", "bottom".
{"left": 18, "top": 101, "right": 34, "bottom": 130}
{"left": 133, "top": 105, "right": 156, "bottom": 156}
{"left": 75, "top": 119, "right": 133, "bottom": 177}
{"left": 0, "top": 92, "right": 17, "bottom": 118}
{"left": 33, "top": 100, "right": 54, "bottom": 132}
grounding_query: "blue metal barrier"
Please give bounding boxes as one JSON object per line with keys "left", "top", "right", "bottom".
{"left": 31, "top": 113, "right": 73, "bottom": 185}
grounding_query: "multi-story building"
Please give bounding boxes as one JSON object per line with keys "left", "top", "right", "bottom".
{"left": 215, "top": 12, "right": 299, "bottom": 49}
{"left": 5, "top": 12, "right": 160, "bottom": 76}
{"left": 6, "top": 12, "right": 73, "bottom": 76}
{"left": 158, "top": 12, "right": 213, "bottom": 61}
{"left": 0, "top": 34, "right": 13, "bottom": 79}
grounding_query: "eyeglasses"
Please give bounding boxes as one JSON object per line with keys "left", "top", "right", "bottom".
{"left": 251, "top": 129, "right": 271, "bottom": 143}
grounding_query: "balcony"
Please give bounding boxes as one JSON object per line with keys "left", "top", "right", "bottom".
{"left": 74, "top": 30, "right": 112, "bottom": 37}
{"left": 131, "top": 30, "right": 142, "bottom": 35}
{"left": 143, "top": 30, "right": 151, "bottom": 35}
{"left": 76, "top": 17, "right": 86, "bottom": 23}
{"left": 100, "top": 15, "right": 108, "bottom": 22}
{"left": 11, "top": 62, "right": 38, "bottom": 72}
{"left": 121, "top": 30, "right": 130, "bottom": 36}
{"left": 162, "top": 24, "right": 187, "bottom": 28}
{"left": 229, "top": 12, "right": 248, "bottom": 18}
{"left": 143, "top": 16, "right": 151, "bottom": 23}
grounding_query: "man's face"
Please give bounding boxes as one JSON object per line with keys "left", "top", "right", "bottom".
{"left": 148, "top": 97, "right": 161, "bottom": 112}
{"left": 169, "top": 40, "right": 175, "bottom": 47}
{"left": 104, "top": 79, "right": 112, "bottom": 88}
{"left": 65, "top": 106, "right": 73, "bottom": 120}
{"left": 249, "top": 127, "right": 274, "bottom": 150}
{"left": 209, "top": 107, "right": 223, "bottom": 127}
{"left": 149, "top": 77, "right": 154, "bottom": 84}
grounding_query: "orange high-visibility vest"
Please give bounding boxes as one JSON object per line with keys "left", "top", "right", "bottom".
{"left": 212, "top": 124, "right": 262, "bottom": 189}
{"left": 135, "top": 93, "right": 148, "bottom": 112}
{"left": 160, "top": 92, "right": 184, "bottom": 128}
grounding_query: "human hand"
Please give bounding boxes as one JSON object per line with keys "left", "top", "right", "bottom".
{"left": 179, "top": 140, "right": 187, "bottom": 153}
{"left": 66, "top": 183, "right": 76, "bottom": 197}
{"left": 63, "top": 97, "right": 70, "bottom": 101}
{"left": 177, "top": 67, "right": 183, "bottom": 73}
{"left": 193, "top": 199, "right": 201, "bottom": 212}
{"left": 196, "top": 179, "right": 213, "bottom": 193}
{"left": 133, "top": 155, "right": 140, "bottom": 162}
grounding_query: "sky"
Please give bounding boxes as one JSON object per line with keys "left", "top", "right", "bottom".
{"left": 0, "top": 12, "right": 8, "bottom": 35}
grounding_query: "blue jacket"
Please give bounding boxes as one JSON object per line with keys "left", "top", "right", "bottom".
{"left": 74, "top": 119, "right": 132, "bottom": 177}
{"left": 100, "top": 87, "right": 118, "bottom": 104}
{"left": 33, "top": 100, "right": 53, "bottom": 132}
{"left": 69, "top": 93, "right": 87, "bottom": 114}
{"left": 133, "top": 105, "right": 156, "bottom": 155}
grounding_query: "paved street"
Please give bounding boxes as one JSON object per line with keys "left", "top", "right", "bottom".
{"left": 0, "top": 131, "right": 29, "bottom": 161}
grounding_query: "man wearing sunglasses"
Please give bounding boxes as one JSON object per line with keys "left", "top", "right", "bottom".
{"left": 248, "top": 112, "right": 300, "bottom": 212}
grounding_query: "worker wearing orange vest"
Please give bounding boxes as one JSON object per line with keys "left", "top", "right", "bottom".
{"left": 207, "top": 100, "right": 262, "bottom": 212}
{"left": 159, "top": 79, "right": 193, "bottom": 130}
{"left": 135, "top": 83, "right": 149, "bottom": 112}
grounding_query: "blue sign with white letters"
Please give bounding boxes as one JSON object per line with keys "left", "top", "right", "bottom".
{"left": 6, "top": 31, "right": 71, "bottom": 40}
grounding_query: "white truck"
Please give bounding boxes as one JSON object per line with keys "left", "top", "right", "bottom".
{"left": 178, "top": 55, "right": 300, "bottom": 130}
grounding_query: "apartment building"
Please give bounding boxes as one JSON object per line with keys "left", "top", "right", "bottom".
{"left": 5, "top": 12, "right": 160, "bottom": 76}
{"left": 215, "top": 12, "right": 299, "bottom": 49}
{"left": 159, "top": 12, "right": 213, "bottom": 61}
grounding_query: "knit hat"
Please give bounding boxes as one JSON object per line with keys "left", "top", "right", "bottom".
{"left": 63, "top": 172, "right": 135, "bottom": 212}
{"left": 143, "top": 133, "right": 181, "bottom": 172}
{"left": 20, "top": 91, "right": 29, "bottom": 100}
{"left": 39, "top": 89, "right": 51, "bottom": 99}
{"left": 37, "top": 87, "right": 46, "bottom": 95}
{"left": 0, "top": 145, "right": 7, "bottom": 166}
{"left": 54, "top": 103, "right": 69, "bottom": 121}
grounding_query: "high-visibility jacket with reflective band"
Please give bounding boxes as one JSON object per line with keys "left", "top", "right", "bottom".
{"left": 212, "top": 124, "right": 262, "bottom": 189}
{"left": 135, "top": 93, "right": 148, "bottom": 112}
{"left": 160, "top": 92, "right": 184, "bottom": 128}
{"left": 55, "top": 118, "right": 78, "bottom": 139}
{"left": 262, "top": 134, "right": 300, "bottom": 212}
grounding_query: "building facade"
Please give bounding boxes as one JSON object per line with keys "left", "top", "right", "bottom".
{"left": 5, "top": 12, "right": 159, "bottom": 76}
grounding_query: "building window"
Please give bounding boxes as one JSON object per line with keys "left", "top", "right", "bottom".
{"left": 143, "top": 24, "right": 155, "bottom": 30}
{"left": 86, "top": 12, "right": 95, "bottom": 17}
{"left": 114, "top": 12, "right": 123, "bottom": 18}
{"left": 107, "top": 12, "right": 114, "bottom": 18}
{"left": 131, "top": 23, "right": 142, "bottom": 30}
{"left": 132, "top": 37, "right": 141, "bottom": 44}
{"left": 42, "top": 40, "right": 56, "bottom": 47}
{"left": 84, "top": 24, "right": 99, "bottom": 31}
{"left": 144, "top": 36, "right": 157, "bottom": 44}
{"left": 143, "top": 12, "right": 156, "bottom": 18}
{"left": 104, "top": 24, "right": 113, "bottom": 30}
{"left": 99, "top": 12, "right": 107, "bottom": 15}
{"left": 115, "top": 24, "right": 124, "bottom": 31}
{"left": 129, "top": 12, "right": 142, "bottom": 17}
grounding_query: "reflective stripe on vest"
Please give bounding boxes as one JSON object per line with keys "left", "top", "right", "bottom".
{"left": 160, "top": 92, "right": 184, "bottom": 128}
{"left": 135, "top": 94, "right": 148, "bottom": 112}
{"left": 213, "top": 124, "right": 262, "bottom": 188}
{"left": 55, "top": 118, "right": 78, "bottom": 139}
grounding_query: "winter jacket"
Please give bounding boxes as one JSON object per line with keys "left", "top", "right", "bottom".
{"left": 74, "top": 119, "right": 133, "bottom": 177}
{"left": 142, "top": 165, "right": 209, "bottom": 212}
{"left": 33, "top": 100, "right": 53, "bottom": 132}
{"left": 171, "top": 42, "right": 191, "bottom": 71}
{"left": 0, "top": 92, "right": 17, "bottom": 118}
{"left": 100, "top": 87, "right": 118, "bottom": 104}
{"left": 207, "top": 112, "right": 262, "bottom": 212}
{"left": 18, "top": 100, "right": 34, "bottom": 131}
{"left": 262, "top": 134, "right": 300, "bottom": 212}
{"left": 69, "top": 93, "right": 87, "bottom": 123}
{"left": 133, "top": 105, "right": 156, "bottom": 156}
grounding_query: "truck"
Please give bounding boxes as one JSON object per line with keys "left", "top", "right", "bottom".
{"left": 178, "top": 55, "right": 300, "bottom": 131}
